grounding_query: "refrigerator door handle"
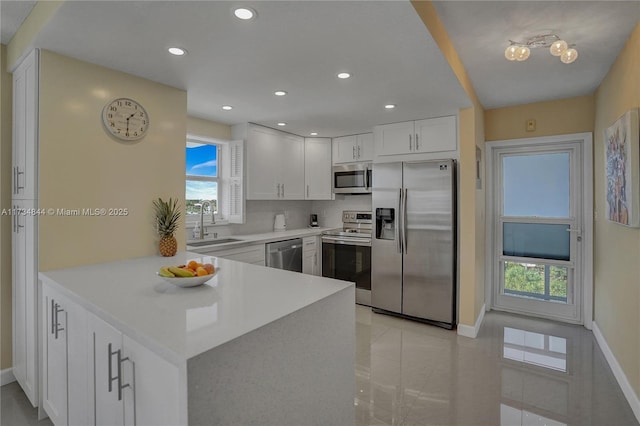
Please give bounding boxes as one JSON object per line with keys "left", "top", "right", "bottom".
{"left": 397, "top": 188, "right": 403, "bottom": 253}
{"left": 403, "top": 188, "right": 408, "bottom": 254}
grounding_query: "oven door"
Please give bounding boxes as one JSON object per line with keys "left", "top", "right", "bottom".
{"left": 322, "top": 239, "right": 371, "bottom": 306}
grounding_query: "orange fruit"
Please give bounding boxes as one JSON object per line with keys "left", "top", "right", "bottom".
{"left": 187, "top": 260, "right": 199, "bottom": 270}
{"left": 196, "top": 267, "right": 208, "bottom": 276}
{"left": 203, "top": 263, "right": 214, "bottom": 274}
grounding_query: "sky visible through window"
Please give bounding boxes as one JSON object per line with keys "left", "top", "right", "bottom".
{"left": 186, "top": 144, "right": 217, "bottom": 203}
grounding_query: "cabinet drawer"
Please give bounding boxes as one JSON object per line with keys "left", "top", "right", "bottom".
{"left": 205, "top": 244, "right": 266, "bottom": 265}
{"left": 303, "top": 237, "right": 317, "bottom": 252}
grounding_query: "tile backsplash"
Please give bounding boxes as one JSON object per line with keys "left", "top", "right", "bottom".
{"left": 312, "top": 195, "right": 372, "bottom": 227}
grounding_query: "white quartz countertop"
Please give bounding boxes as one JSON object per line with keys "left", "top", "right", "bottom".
{"left": 186, "top": 227, "right": 335, "bottom": 252}
{"left": 39, "top": 252, "right": 353, "bottom": 364}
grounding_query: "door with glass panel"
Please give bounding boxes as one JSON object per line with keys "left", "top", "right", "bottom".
{"left": 493, "top": 143, "right": 583, "bottom": 323}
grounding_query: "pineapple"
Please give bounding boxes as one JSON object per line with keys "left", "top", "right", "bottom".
{"left": 153, "top": 197, "right": 181, "bottom": 257}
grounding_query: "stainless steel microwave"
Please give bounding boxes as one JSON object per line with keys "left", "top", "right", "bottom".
{"left": 333, "top": 163, "right": 372, "bottom": 194}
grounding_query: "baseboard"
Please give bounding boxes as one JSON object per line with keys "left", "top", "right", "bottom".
{"left": 592, "top": 322, "right": 640, "bottom": 423}
{"left": 457, "top": 304, "right": 486, "bottom": 338}
{"left": 1, "top": 368, "right": 15, "bottom": 386}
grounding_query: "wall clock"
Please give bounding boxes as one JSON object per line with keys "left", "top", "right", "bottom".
{"left": 102, "top": 98, "right": 149, "bottom": 141}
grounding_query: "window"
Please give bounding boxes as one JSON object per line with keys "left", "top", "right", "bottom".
{"left": 186, "top": 140, "right": 218, "bottom": 223}
{"left": 185, "top": 134, "right": 245, "bottom": 226}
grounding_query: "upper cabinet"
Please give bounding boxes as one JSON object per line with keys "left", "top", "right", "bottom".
{"left": 374, "top": 116, "right": 457, "bottom": 158}
{"left": 12, "top": 49, "right": 39, "bottom": 200}
{"left": 236, "top": 124, "right": 305, "bottom": 200}
{"left": 304, "top": 138, "right": 332, "bottom": 200}
{"left": 332, "top": 133, "right": 373, "bottom": 164}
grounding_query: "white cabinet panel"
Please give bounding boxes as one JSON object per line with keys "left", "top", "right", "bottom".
{"left": 374, "top": 121, "right": 414, "bottom": 156}
{"left": 333, "top": 135, "right": 357, "bottom": 163}
{"left": 302, "top": 237, "right": 320, "bottom": 276}
{"left": 304, "top": 138, "right": 332, "bottom": 200}
{"left": 43, "top": 289, "right": 67, "bottom": 426}
{"left": 414, "top": 116, "right": 457, "bottom": 153}
{"left": 279, "top": 132, "right": 305, "bottom": 199}
{"left": 357, "top": 133, "right": 374, "bottom": 162}
{"left": 12, "top": 199, "right": 38, "bottom": 406}
{"left": 203, "top": 244, "right": 266, "bottom": 265}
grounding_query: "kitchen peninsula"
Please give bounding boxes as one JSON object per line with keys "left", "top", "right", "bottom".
{"left": 39, "top": 252, "right": 355, "bottom": 426}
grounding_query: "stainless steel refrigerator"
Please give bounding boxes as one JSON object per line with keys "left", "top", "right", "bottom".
{"left": 371, "top": 160, "right": 457, "bottom": 329}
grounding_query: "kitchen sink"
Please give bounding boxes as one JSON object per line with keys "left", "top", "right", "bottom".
{"left": 187, "top": 238, "right": 242, "bottom": 247}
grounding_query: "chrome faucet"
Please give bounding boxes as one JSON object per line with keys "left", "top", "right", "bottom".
{"left": 197, "top": 200, "right": 214, "bottom": 239}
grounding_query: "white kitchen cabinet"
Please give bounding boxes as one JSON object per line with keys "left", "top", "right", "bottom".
{"left": 243, "top": 124, "right": 305, "bottom": 200}
{"left": 332, "top": 133, "right": 373, "bottom": 164}
{"left": 88, "top": 312, "right": 181, "bottom": 426}
{"left": 12, "top": 199, "right": 38, "bottom": 407}
{"left": 302, "top": 236, "right": 320, "bottom": 276}
{"left": 374, "top": 116, "right": 457, "bottom": 157}
{"left": 304, "top": 138, "right": 332, "bottom": 200}
{"left": 42, "top": 284, "right": 89, "bottom": 426}
{"left": 201, "top": 243, "right": 266, "bottom": 266}
{"left": 12, "top": 49, "right": 38, "bottom": 200}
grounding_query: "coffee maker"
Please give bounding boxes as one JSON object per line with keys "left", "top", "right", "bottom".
{"left": 310, "top": 214, "right": 318, "bottom": 227}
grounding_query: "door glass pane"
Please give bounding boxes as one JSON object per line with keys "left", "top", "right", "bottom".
{"left": 503, "top": 153, "right": 570, "bottom": 217}
{"left": 503, "top": 261, "right": 568, "bottom": 303}
{"left": 503, "top": 223, "right": 570, "bottom": 261}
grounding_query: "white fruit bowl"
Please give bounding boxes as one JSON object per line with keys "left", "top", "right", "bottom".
{"left": 156, "top": 269, "right": 219, "bottom": 288}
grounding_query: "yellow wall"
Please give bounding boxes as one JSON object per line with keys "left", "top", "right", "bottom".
{"left": 1, "top": 44, "right": 13, "bottom": 369}
{"left": 187, "top": 116, "right": 231, "bottom": 140}
{"left": 38, "top": 50, "right": 187, "bottom": 271}
{"left": 412, "top": 0, "right": 486, "bottom": 328}
{"left": 485, "top": 95, "right": 595, "bottom": 141}
{"left": 593, "top": 22, "right": 640, "bottom": 399}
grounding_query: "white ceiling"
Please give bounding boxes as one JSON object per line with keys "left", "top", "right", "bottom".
{"left": 433, "top": 1, "right": 640, "bottom": 109}
{"left": 2, "top": 1, "right": 639, "bottom": 136}
{"left": 0, "top": 0, "right": 36, "bottom": 44}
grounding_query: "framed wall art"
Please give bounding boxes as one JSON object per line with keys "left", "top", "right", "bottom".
{"left": 604, "top": 108, "right": 639, "bottom": 227}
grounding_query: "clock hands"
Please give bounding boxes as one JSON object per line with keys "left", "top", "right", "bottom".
{"left": 125, "top": 112, "right": 136, "bottom": 134}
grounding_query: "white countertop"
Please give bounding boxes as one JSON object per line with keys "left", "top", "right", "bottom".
{"left": 39, "top": 252, "right": 353, "bottom": 364}
{"left": 186, "top": 227, "right": 335, "bottom": 252}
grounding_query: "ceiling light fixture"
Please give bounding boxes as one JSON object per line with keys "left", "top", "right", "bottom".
{"left": 337, "top": 72, "right": 351, "bottom": 79}
{"left": 222, "top": 105, "right": 233, "bottom": 111}
{"left": 310, "top": 132, "right": 318, "bottom": 136}
{"left": 274, "top": 91, "right": 287, "bottom": 96}
{"left": 277, "top": 122, "right": 286, "bottom": 126}
{"left": 504, "top": 33, "right": 578, "bottom": 64}
{"left": 234, "top": 7, "right": 256, "bottom": 20}
{"left": 384, "top": 104, "right": 396, "bottom": 109}
{"left": 168, "top": 47, "right": 187, "bottom": 56}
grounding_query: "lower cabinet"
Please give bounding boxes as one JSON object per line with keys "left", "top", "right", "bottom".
{"left": 200, "top": 243, "right": 265, "bottom": 266}
{"left": 42, "top": 280, "right": 182, "bottom": 426}
{"left": 302, "top": 236, "right": 320, "bottom": 276}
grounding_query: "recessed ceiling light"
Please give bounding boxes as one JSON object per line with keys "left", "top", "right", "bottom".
{"left": 222, "top": 105, "right": 233, "bottom": 111}
{"left": 337, "top": 72, "right": 351, "bottom": 79}
{"left": 274, "top": 90, "right": 287, "bottom": 96}
{"left": 234, "top": 7, "right": 256, "bottom": 20}
{"left": 310, "top": 132, "right": 318, "bottom": 136}
{"left": 168, "top": 47, "right": 187, "bottom": 56}
{"left": 277, "top": 122, "right": 286, "bottom": 126}
{"left": 385, "top": 104, "right": 396, "bottom": 109}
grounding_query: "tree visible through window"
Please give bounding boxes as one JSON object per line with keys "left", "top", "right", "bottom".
{"left": 186, "top": 141, "right": 218, "bottom": 222}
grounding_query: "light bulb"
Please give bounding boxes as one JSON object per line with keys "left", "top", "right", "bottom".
{"left": 560, "top": 48, "right": 578, "bottom": 64}
{"left": 515, "top": 46, "right": 530, "bottom": 61}
{"left": 505, "top": 45, "right": 518, "bottom": 61}
{"left": 549, "top": 40, "right": 568, "bottom": 56}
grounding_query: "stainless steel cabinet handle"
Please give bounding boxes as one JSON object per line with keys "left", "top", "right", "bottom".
{"left": 415, "top": 134, "right": 419, "bottom": 151}
{"left": 16, "top": 213, "right": 24, "bottom": 234}
{"left": 108, "top": 343, "right": 118, "bottom": 394}
{"left": 276, "top": 183, "right": 281, "bottom": 198}
{"left": 409, "top": 134, "right": 412, "bottom": 151}
{"left": 108, "top": 344, "right": 132, "bottom": 402}
{"left": 16, "top": 168, "right": 24, "bottom": 192}
{"left": 54, "top": 303, "right": 64, "bottom": 339}
{"left": 282, "top": 184, "right": 285, "bottom": 197}
{"left": 357, "top": 145, "right": 361, "bottom": 159}
{"left": 51, "top": 299, "right": 56, "bottom": 335}
{"left": 403, "top": 188, "right": 408, "bottom": 254}
{"left": 353, "top": 146, "right": 356, "bottom": 159}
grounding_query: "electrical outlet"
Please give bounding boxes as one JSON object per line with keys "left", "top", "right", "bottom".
{"left": 526, "top": 119, "right": 536, "bottom": 132}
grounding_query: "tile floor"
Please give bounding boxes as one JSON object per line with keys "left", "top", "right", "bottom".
{"left": 1, "top": 306, "right": 638, "bottom": 426}
{"left": 355, "top": 305, "right": 638, "bottom": 426}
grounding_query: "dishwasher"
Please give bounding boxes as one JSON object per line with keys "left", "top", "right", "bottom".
{"left": 265, "top": 238, "right": 303, "bottom": 273}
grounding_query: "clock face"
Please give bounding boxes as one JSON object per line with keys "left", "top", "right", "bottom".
{"left": 102, "top": 98, "right": 149, "bottom": 141}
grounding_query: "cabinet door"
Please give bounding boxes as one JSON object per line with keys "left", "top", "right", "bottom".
{"left": 414, "top": 116, "right": 457, "bottom": 153}
{"left": 279, "top": 133, "right": 305, "bottom": 199}
{"left": 356, "top": 133, "right": 374, "bottom": 161}
{"left": 302, "top": 250, "right": 315, "bottom": 275}
{"left": 122, "top": 335, "right": 182, "bottom": 426}
{"left": 12, "top": 49, "right": 38, "bottom": 200}
{"left": 12, "top": 199, "right": 38, "bottom": 406}
{"left": 332, "top": 136, "right": 357, "bottom": 164}
{"left": 43, "top": 288, "right": 68, "bottom": 426}
{"left": 89, "top": 314, "right": 125, "bottom": 426}
{"left": 245, "top": 126, "right": 280, "bottom": 200}
{"left": 374, "top": 122, "right": 414, "bottom": 156}
{"left": 304, "top": 138, "right": 332, "bottom": 200}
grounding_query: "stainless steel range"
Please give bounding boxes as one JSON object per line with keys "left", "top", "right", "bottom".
{"left": 322, "top": 211, "right": 372, "bottom": 306}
